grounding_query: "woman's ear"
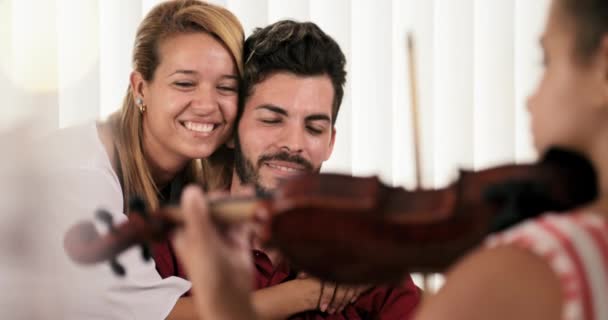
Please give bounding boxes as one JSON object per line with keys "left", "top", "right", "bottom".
{"left": 130, "top": 71, "right": 147, "bottom": 100}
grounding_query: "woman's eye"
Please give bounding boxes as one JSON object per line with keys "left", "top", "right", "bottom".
{"left": 175, "top": 82, "right": 195, "bottom": 88}
{"left": 218, "top": 86, "right": 238, "bottom": 92}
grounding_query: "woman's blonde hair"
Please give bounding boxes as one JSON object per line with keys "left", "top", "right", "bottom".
{"left": 110, "top": 0, "right": 243, "bottom": 212}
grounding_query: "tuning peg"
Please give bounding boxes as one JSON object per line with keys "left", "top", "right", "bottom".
{"left": 140, "top": 243, "right": 152, "bottom": 261}
{"left": 96, "top": 209, "right": 115, "bottom": 233}
{"left": 129, "top": 196, "right": 148, "bottom": 219}
{"left": 110, "top": 258, "right": 126, "bottom": 276}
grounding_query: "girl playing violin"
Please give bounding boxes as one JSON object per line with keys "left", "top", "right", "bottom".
{"left": 174, "top": 0, "right": 608, "bottom": 319}
{"left": 416, "top": 1, "right": 608, "bottom": 319}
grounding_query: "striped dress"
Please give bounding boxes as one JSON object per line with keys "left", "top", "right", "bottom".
{"left": 486, "top": 212, "right": 608, "bottom": 320}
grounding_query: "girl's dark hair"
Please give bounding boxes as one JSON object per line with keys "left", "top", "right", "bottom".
{"left": 560, "top": 0, "right": 608, "bottom": 60}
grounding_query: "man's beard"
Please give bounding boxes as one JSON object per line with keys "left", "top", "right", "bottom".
{"left": 234, "top": 133, "right": 317, "bottom": 194}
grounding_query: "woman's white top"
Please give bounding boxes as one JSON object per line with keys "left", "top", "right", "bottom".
{"left": 39, "top": 123, "right": 191, "bottom": 319}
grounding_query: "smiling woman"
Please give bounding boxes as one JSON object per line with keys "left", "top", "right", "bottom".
{"left": 112, "top": 1, "right": 244, "bottom": 211}
{"left": 126, "top": 31, "right": 239, "bottom": 198}
{"left": 40, "top": 1, "right": 244, "bottom": 319}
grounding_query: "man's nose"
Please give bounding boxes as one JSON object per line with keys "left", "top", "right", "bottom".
{"left": 278, "top": 124, "right": 305, "bottom": 154}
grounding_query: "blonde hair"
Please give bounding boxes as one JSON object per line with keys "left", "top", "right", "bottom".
{"left": 110, "top": 0, "right": 243, "bottom": 212}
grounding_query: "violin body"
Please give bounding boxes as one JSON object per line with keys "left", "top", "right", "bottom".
{"left": 269, "top": 148, "right": 597, "bottom": 283}
{"left": 63, "top": 148, "right": 597, "bottom": 284}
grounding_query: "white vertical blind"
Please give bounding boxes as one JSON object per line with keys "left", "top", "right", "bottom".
{"left": 268, "top": 0, "right": 309, "bottom": 22}
{"left": 473, "top": 0, "right": 515, "bottom": 169}
{"left": 433, "top": 0, "right": 474, "bottom": 187}
{"left": 226, "top": 0, "right": 268, "bottom": 36}
{"left": 515, "top": 0, "right": 550, "bottom": 162}
{"left": 58, "top": 0, "right": 100, "bottom": 127}
{"left": 12, "top": 0, "right": 58, "bottom": 94}
{"left": 141, "top": 0, "right": 162, "bottom": 18}
{"left": 9, "top": 0, "right": 59, "bottom": 133}
{"left": 350, "top": 0, "right": 394, "bottom": 182}
{"left": 99, "top": 0, "right": 141, "bottom": 119}
{"left": 310, "top": 0, "right": 352, "bottom": 174}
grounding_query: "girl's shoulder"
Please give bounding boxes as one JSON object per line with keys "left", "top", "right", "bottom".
{"left": 487, "top": 211, "right": 608, "bottom": 320}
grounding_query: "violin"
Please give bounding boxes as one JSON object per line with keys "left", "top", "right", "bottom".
{"left": 63, "top": 147, "right": 597, "bottom": 284}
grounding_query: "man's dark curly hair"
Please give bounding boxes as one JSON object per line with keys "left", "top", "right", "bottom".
{"left": 238, "top": 20, "right": 347, "bottom": 125}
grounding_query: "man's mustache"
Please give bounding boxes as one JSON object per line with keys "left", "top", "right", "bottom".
{"left": 257, "top": 152, "right": 314, "bottom": 171}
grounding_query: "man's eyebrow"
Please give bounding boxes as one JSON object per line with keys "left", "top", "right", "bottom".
{"left": 255, "top": 104, "right": 288, "bottom": 116}
{"left": 305, "top": 114, "right": 331, "bottom": 123}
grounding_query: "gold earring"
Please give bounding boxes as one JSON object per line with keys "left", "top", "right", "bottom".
{"left": 136, "top": 97, "right": 146, "bottom": 113}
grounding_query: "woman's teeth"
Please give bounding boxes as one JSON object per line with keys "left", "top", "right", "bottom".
{"left": 184, "top": 121, "right": 215, "bottom": 133}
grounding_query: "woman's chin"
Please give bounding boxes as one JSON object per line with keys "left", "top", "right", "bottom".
{"left": 184, "top": 145, "right": 223, "bottom": 159}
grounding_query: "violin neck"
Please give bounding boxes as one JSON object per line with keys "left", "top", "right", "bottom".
{"left": 210, "top": 196, "right": 260, "bottom": 223}
{"left": 159, "top": 196, "right": 259, "bottom": 225}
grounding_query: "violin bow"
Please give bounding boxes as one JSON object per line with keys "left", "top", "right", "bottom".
{"left": 406, "top": 32, "right": 435, "bottom": 293}
{"left": 407, "top": 32, "right": 422, "bottom": 189}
